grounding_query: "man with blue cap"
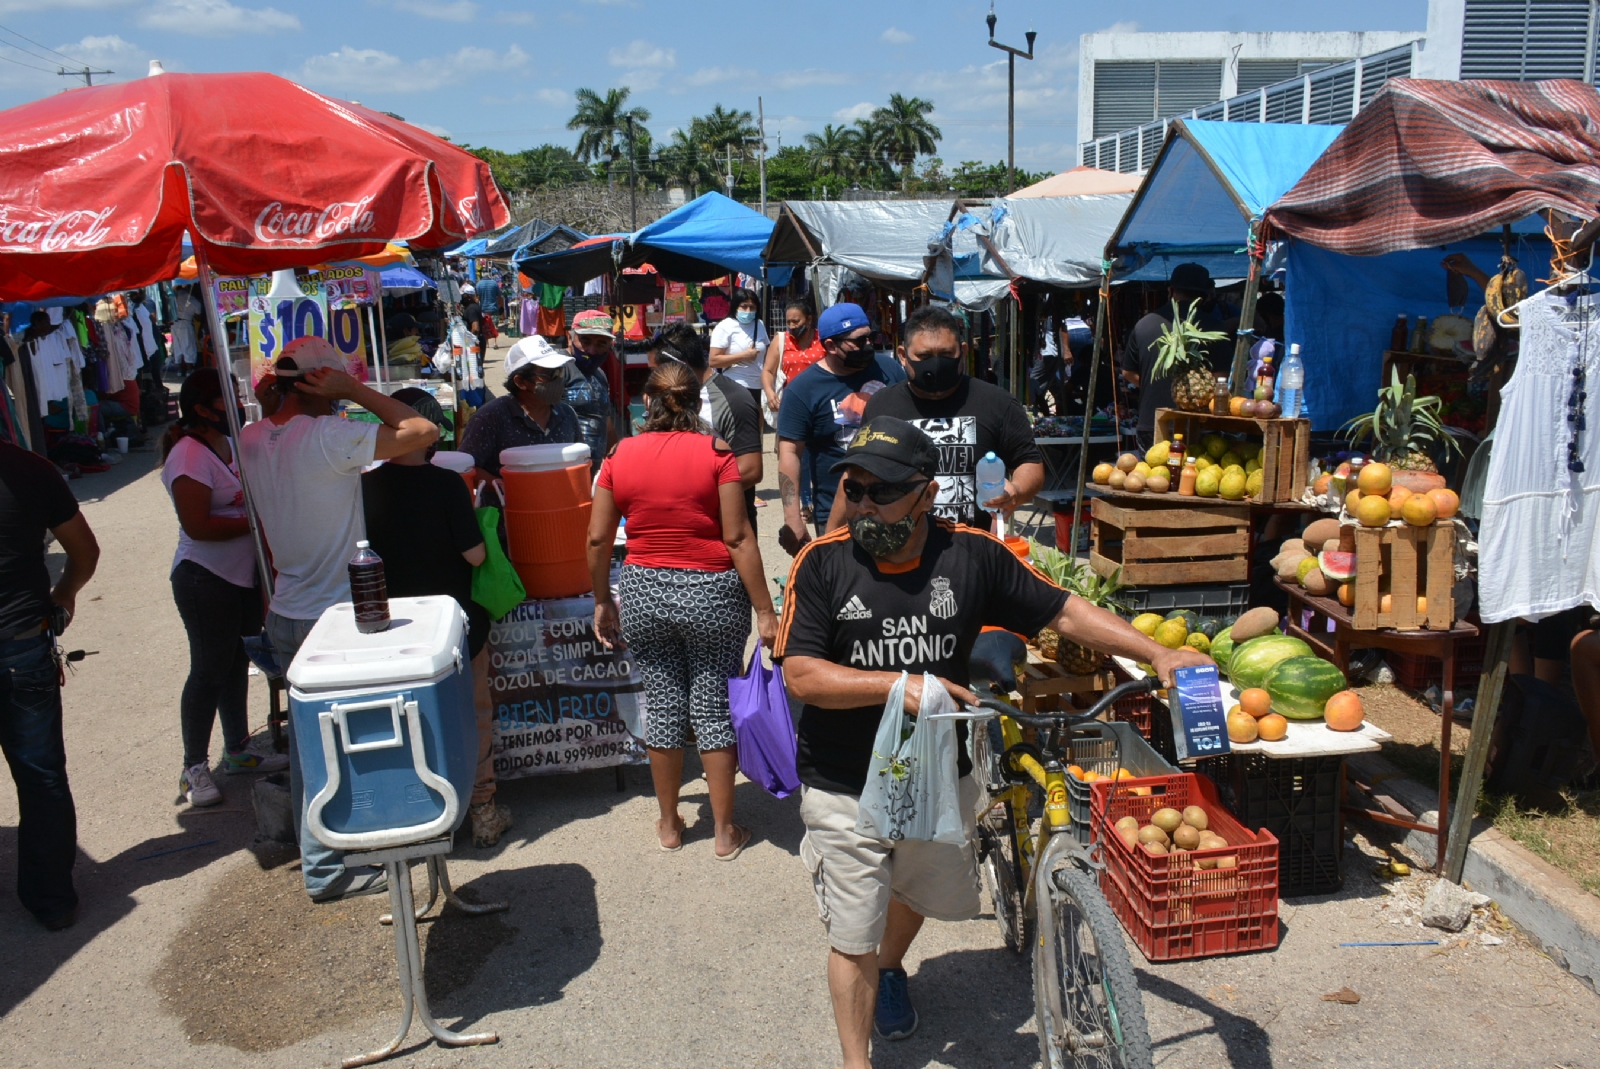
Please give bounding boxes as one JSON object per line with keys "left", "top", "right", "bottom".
{"left": 775, "top": 302, "right": 905, "bottom": 556}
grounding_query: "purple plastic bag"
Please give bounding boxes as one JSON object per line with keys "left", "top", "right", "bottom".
{"left": 728, "top": 651, "right": 801, "bottom": 799}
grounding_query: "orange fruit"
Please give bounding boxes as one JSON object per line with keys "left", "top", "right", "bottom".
{"left": 1066, "top": 765, "right": 1085, "bottom": 780}
{"left": 1355, "top": 495, "right": 1391, "bottom": 528}
{"left": 1401, "top": 493, "right": 1438, "bottom": 527}
{"left": 1256, "top": 713, "right": 1289, "bottom": 741}
{"left": 1313, "top": 472, "right": 1333, "bottom": 496}
{"left": 1227, "top": 709, "right": 1259, "bottom": 743}
{"left": 1114, "top": 768, "right": 1137, "bottom": 781}
{"left": 1324, "top": 690, "right": 1364, "bottom": 731}
{"left": 1229, "top": 396, "right": 1247, "bottom": 416}
{"left": 1417, "top": 595, "right": 1428, "bottom": 614}
{"left": 1239, "top": 688, "right": 1273, "bottom": 719}
{"left": 1388, "top": 485, "right": 1413, "bottom": 510}
{"left": 1345, "top": 488, "right": 1363, "bottom": 513}
{"left": 1129, "top": 786, "right": 1153, "bottom": 797}
{"left": 1357, "top": 461, "right": 1393, "bottom": 495}
{"left": 1426, "top": 487, "right": 1460, "bottom": 519}
{"left": 1337, "top": 582, "right": 1355, "bottom": 607}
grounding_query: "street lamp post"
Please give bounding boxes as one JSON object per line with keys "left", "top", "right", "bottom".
{"left": 986, "top": 3, "right": 1036, "bottom": 195}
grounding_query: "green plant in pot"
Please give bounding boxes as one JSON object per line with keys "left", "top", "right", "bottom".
{"left": 1341, "top": 368, "right": 1461, "bottom": 492}
{"left": 1151, "top": 300, "right": 1229, "bottom": 412}
{"left": 1028, "top": 540, "right": 1127, "bottom": 673}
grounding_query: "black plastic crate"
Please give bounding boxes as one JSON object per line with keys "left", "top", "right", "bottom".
{"left": 1120, "top": 582, "right": 1251, "bottom": 618}
{"left": 1197, "top": 752, "right": 1344, "bottom": 896}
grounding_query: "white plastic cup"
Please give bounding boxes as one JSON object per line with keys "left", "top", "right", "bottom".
{"left": 115, "top": 437, "right": 128, "bottom": 454}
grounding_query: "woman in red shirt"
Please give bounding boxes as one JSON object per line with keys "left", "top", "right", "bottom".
{"left": 761, "top": 299, "right": 826, "bottom": 422}
{"left": 587, "top": 361, "right": 779, "bottom": 859}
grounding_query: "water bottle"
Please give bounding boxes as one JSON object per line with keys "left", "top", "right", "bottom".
{"left": 1280, "top": 344, "right": 1305, "bottom": 420}
{"left": 348, "top": 540, "right": 391, "bottom": 634}
{"left": 977, "top": 451, "right": 1006, "bottom": 512}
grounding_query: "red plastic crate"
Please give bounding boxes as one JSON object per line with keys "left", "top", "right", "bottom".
{"left": 1090, "top": 773, "right": 1280, "bottom": 962}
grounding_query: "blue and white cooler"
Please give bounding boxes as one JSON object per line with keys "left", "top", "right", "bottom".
{"left": 287, "top": 596, "right": 477, "bottom": 851}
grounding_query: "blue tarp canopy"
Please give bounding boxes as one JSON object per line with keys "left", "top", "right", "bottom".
{"left": 1108, "top": 120, "right": 1345, "bottom": 279}
{"left": 446, "top": 237, "right": 491, "bottom": 258}
{"left": 519, "top": 192, "right": 791, "bottom": 287}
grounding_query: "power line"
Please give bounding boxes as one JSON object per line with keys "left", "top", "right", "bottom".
{"left": 0, "top": 50, "right": 58, "bottom": 76}
{"left": 0, "top": 22, "right": 91, "bottom": 65}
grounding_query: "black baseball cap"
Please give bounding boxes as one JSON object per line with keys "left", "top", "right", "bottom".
{"left": 1170, "top": 262, "right": 1214, "bottom": 293}
{"left": 830, "top": 416, "right": 938, "bottom": 483}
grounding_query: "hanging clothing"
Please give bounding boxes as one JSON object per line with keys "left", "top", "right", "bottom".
{"left": 583, "top": 276, "right": 605, "bottom": 298}
{"left": 133, "top": 303, "right": 158, "bottom": 358}
{"left": 536, "top": 305, "right": 566, "bottom": 337}
{"left": 519, "top": 296, "right": 540, "bottom": 336}
{"left": 24, "top": 329, "right": 80, "bottom": 417}
{"left": 1479, "top": 289, "right": 1600, "bottom": 623}
{"left": 171, "top": 288, "right": 200, "bottom": 366}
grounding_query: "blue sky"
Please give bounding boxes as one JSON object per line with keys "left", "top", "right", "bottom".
{"left": 0, "top": 0, "right": 1428, "bottom": 171}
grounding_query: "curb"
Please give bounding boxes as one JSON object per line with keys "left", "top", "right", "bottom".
{"left": 1348, "top": 752, "right": 1600, "bottom": 992}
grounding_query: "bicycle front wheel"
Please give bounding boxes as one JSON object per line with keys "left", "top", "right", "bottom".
{"left": 1034, "top": 864, "right": 1152, "bottom": 1069}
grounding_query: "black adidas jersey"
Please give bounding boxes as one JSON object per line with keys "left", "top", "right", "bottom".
{"left": 775, "top": 519, "right": 1069, "bottom": 794}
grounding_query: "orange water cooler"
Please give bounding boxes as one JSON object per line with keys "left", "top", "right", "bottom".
{"left": 430, "top": 450, "right": 477, "bottom": 496}
{"left": 500, "top": 443, "right": 593, "bottom": 598}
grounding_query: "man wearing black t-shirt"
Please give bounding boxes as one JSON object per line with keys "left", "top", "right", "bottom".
{"left": 830, "top": 305, "right": 1043, "bottom": 531}
{"left": 0, "top": 441, "right": 99, "bottom": 930}
{"left": 775, "top": 417, "right": 1207, "bottom": 1068}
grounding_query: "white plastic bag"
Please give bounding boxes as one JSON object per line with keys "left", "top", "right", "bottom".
{"left": 856, "top": 672, "right": 966, "bottom": 845}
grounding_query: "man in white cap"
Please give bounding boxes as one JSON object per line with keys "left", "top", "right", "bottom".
{"left": 241, "top": 336, "right": 439, "bottom": 903}
{"left": 459, "top": 335, "right": 582, "bottom": 488}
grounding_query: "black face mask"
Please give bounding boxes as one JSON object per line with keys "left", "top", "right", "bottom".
{"left": 848, "top": 512, "right": 922, "bottom": 558}
{"left": 910, "top": 353, "right": 963, "bottom": 394}
{"left": 835, "top": 341, "right": 874, "bottom": 372}
{"left": 573, "top": 353, "right": 604, "bottom": 376}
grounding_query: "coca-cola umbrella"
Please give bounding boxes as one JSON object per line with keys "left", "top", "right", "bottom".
{"left": 0, "top": 70, "right": 506, "bottom": 630}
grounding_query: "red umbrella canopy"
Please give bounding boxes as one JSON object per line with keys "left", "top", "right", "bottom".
{"left": 0, "top": 71, "right": 508, "bottom": 301}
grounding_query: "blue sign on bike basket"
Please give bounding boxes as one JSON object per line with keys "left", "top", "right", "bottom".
{"left": 1167, "top": 664, "right": 1230, "bottom": 762}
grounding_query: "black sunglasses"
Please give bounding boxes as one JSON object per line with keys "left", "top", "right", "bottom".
{"left": 841, "top": 478, "right": 929, "bottom": 505}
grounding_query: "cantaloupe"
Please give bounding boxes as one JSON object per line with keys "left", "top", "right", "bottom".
{"left": 1301, "top": 518, "right": 1341, "bottom": 553}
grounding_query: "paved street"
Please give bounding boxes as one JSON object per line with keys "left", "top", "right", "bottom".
{"left": 3, "top": 343, "right": 1599, "bottom": 1068}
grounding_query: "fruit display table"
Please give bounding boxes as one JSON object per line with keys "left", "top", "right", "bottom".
{"left": 1111, "top": 656, "right": 1390, "bottom": 896}
{"left": 1274, "top": 576, "right": 1480, "bottom": 872}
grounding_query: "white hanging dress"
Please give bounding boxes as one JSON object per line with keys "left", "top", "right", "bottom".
{"left": 1478, "top": 288, "right": 1600, "bottom": 623}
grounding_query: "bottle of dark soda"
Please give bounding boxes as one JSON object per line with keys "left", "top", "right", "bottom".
{"left": 349, "top": 540, "right": 391, "bottom": 634}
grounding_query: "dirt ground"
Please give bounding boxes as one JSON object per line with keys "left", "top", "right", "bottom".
{"left": 4, "top": 340, "right": 1600, "bottom": 1068}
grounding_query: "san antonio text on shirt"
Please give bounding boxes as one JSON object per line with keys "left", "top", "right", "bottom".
{"left": 848, "top": 614, "right": 959, "bottom": 668}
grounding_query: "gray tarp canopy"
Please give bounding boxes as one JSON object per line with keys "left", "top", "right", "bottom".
{"left": 764, "top": 200, "right": 954, "bottom": 284}
{"left": 983, "top": 193, "right": 1132, "bottom": 288}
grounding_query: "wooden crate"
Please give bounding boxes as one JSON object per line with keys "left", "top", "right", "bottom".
{"left": 1090, "top": 497, "right": 1250, "bottom": 585}
{"left": 1020, "top": 648, "right": 1115, "bottom": 713}
{"left": 1351, "top": 521, "right": 1455, "bottom": 631}
{"left": 1153, "top": 409, "right": 1311, "bottom": 504}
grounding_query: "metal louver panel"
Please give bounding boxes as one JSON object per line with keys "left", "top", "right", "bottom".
{"left": 1460, "top": 0, "right": 1594, "bottom": 80}
{"left": 1094, "top": 61, "right": 1157, "bottom": 137}
{"left": 1081, "top": 142, "right": 1098, "bottom": 169}
{"left": 1264, "top": 80, "right": 1306, "bottom": 123}
{"left": 1194, "top": 102, "right": 1226, "bottom": 120}
{"left": 1308, "top": 67, "right": 1357, "bottom": 123}
{"left": 1140, "top": 123, "right": 1164, "bottom": 168}
{"left": 1156, "top": 60, "right": 1224, "bottom": 117}
{"left": 1228, "top": 94, "right": 1263, "bottom": 122}
{"left": 1237, "top": 60, "right": 1301, "bottom": 94}
{"left": 1359, "top": 47, "right": 1413, "bottom": 105}
{"left": 1117, "top": 130, "right": 1139, "bottom": 173}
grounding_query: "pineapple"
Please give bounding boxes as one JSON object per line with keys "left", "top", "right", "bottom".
{"left": 1341, "top": 368, "right": 1460, "bottom": 474}
{"left": 1027, "top": 541, "right": 1128, "bottom": 672}
{"left": 1151, "top": 300, "right": 1229, "bottom": 412}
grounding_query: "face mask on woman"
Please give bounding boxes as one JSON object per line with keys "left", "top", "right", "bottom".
{"left": 736, "top": 309, "right": 756, "bottom": 326}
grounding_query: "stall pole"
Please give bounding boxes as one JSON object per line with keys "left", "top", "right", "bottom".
{"left": 1227, "top": 221, "right": 1265, "bottom": 398}
{"left": 1067, "top": 271, "right": 1111, "bottom": 561}
{"left": 365, "top": 303, "right": 384, "bottom": 390}
{"left": 194, "top": 250, "right": 274, "bottom": 597}
{"left": 1443, "top": 620, "right": 1515, "bottom": 882}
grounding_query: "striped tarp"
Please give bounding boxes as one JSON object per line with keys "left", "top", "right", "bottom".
{"left": 1264, "top": 79, "right": 1600, "bottom": 255}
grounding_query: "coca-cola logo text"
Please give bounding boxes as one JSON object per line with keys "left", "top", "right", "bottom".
{"left": 0, "top": 206, "right": 117, "bottom": 252}
{"left": 456, "top": 193, "right": 482, "bottom": 229}
{"left": 254, "top": 196, "right": 377, "bottom": 243}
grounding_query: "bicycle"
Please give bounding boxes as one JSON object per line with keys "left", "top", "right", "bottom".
{"left": 962, "top": 678, "right": 1163, "bottom": 1069}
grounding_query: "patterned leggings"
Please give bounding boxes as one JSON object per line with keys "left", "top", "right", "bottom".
{"left": 619, "top": 564, "right": 751, "bottom": 752}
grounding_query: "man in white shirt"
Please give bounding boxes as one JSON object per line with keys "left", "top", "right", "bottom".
{"left": 241, "top": 336, "right": 438, "bottom": 902}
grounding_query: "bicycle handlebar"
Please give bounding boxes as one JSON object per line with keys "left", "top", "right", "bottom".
{"left": 969, "top": 677, "right": 1161, "bottom": 731}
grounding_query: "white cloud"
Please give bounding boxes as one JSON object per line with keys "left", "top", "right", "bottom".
{"left": 772, "top": 68, "right": 852, "bottom": 90}
{"left": 686, "top": 65, "right": 755, "bottom": 88}
{"left": 833, "top": 101, "right": 875, "bottom": 123}
{"left": 415, "top": 121, "right": 451, "bottom": 138}
{"left": 293, "top": 43, "right": 527, "bottom": 94}
{"left": 138, "top": 0, "right": 300, "bottom": 36}
{"left": 880, "top": 27, "right": 913, "bottom": 45}
{"left": 608, "top": 38, "right": 674, "bottom": 89}
{"left": 0, "top": 0, "right": 135, "bottom": 11}
{"left": 392, "top": 0, "right": 478, "bottom": 20}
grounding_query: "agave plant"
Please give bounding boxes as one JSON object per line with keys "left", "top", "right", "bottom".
{"left": 1151, "top": 300, "right": 1229, "bottom": 411}
{"left": 1341, "top": 367, "right": 1461, "bottom": 474}
{"left": 1028, "top": 541, "right": 1128, "bottom": 672}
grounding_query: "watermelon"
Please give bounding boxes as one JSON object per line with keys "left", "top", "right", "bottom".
{"left": 1263, "top": 655, "right": 1348, "bottom": 720}
{"left": 1210, "top": 627, "right": 1235, "bottom": 671}
{"left": 1164, "top": 609, "right": 1205, "bottom": 632}
{"left": 1227, "top": 634, "right": 1314, "bottom": 692}
{"left": 1194, "top": 616, "right": 1222, "bottom": 639}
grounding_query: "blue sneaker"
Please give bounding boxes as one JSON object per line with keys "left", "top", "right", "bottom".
{"left": 874, "top": 967, "right": 918, "bottom": 1040}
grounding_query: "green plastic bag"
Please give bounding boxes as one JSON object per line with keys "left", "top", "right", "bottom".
{"left": 471, "top": 506, "right": 525, "bottom": 620}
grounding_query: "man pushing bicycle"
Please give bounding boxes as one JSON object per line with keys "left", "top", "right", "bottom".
{"left": 774, "top": 417, "right": 1210, "bottom": 1068}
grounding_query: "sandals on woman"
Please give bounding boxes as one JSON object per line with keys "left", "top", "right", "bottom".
{"left": 656, "top": 817, "right": 686, "bottom": 852}
{"left": 714, "top": 824, "right": 753, "bottom": 862}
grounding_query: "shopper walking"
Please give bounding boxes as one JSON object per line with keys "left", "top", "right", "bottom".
{"left": 761, "top": 298, "right": 825, "bottom": 424}
{"left": 586, "top": 361, "right": 778, "bottom": 858}
{"left": 648, "top": 323, "right": 763, "bottom": 528}
{"left": 161, "top": 369, "right": 288, "bottom": 810}
{"left": 566, "top": 310, "right": 622, "bottom": 470}
{"left": 710, "top": 287, "right": 770, "bottom": 410}
{"left": 0, "top": 439, "right": 98, "bottom": 930}
{"left": 242, "top": 337, "right": 438, "bottom": 903}
{"left": 362, "top": 387, "right": 511, "bottom": 848}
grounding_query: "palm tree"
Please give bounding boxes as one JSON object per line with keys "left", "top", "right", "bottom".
{"left": 694, "top": 104, "right": 759, "bottom": 183}
{"left": 848, "top": 118, "right": 890, "bottom": 189}
{"left": 567, "top": 87, "right": 651, "bottom": 186}
{"left": 804, "top": 124, "right": 856, "bottom": 179}
{"left": 661, "top": 128, "right": 711, "bottom": 196}
{"left": 871, "top": 93, "right": 941, "bottom": 190}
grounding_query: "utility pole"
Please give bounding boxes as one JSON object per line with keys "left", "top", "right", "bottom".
{"left": 58, "top": 65, "right": 112, "bottom": 87}
{"left": 758, "top": 96, "right": 767, "bottom": 217}
{"left": 625, "top": 115, "right": 638, "bottom": 230}
{"left": 986, "top": 3, "right": 1036, "bottom": 195}
{"left": 725, "top": 142, "right": 735, "bottom": 202}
